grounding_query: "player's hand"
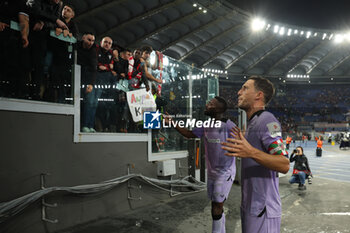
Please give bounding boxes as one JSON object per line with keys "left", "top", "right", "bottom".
{"left": 22, "top": 35, "right": 29, "bottom": 48}
{"left": 55, "top": 27, "right": 63, "bottom": 36}
{"left": 63, "top": 29, "right": 69, "bottom": 37}
{"left": 99, "top": 65, "right": 107, "bottom": 71}
{"left": 56, "top": 19, "right": 68, "bottom": 29}
{"left": 0, "top": 22, "right": 9, "bottom": 31}
{"left": 33, "top": 21, "right": 44, "bottom": 31}
{"left": 221, "top": 126, "right": 255, "bottom": 158}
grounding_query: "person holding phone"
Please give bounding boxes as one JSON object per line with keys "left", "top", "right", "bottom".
{"left": 289, "top": 146, "right": 312, "bottom": 190}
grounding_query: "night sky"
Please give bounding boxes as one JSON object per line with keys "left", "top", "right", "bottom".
{"left": 228, "top": 0, "right": 350, "bottom": 30}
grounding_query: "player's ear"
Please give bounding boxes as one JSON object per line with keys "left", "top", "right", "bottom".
{"left": 255, "top": 90, "right": 264, "bottom": 101}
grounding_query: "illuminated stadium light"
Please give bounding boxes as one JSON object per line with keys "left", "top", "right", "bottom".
{"left": 300, "top": 31, "right": 304, "bottom": 35}
{"left": 346, "top": 32, "right": 350, "bottom": 41}
{"left": 251, "top": 18, "right": 266, "bottom": 31}
{"left": 279, "top": 27, "right": 285, "bottom": 35}
{"left": 329, "top": 33, "right": 334, "bottom": 40}
{"left": 314, "top": 32, "right": 318, "bottom": 37}
{"left": 306, "top": 31, "right": 311, "bottom": 39}
{"left": 193, "top": 3, "right": 197, "bottom": 7}
{"left": 287, "top": 74, "right": 309, "bottom": 79}
{"left": 203, "top": 9, "right": 207, "bottom": 13}
{"left": 334, "top": 34, "right": 344, "bottom": 43}
{"left": 266, "top": 24, "right": 271, "bottom": 31}
{"left": 322, "top": 33, "right": 327, "bottom": 40}
{"left": 287, "top": 28, "right": 292, "bottom": 36}
{"left": 294, "top": 29, "right": 298, "bottom": 34}
{"left": 199, "top": 7, "right": 202, "bottom": 10}
{"left": 274, "top": 25, "right": 279, "bottom": 33}
{"left": 331, "top": 78, "right": 334, "bottom": 80}
{"left": 225, "top": 71, "right": 227, "bottom": 74}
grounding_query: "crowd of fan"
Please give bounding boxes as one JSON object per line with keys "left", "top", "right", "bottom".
{"left": 2, "top": 1, "right": 350, "bottom": 134}
{"left": 0, "top": 0, "right": 164, "bottom": 133}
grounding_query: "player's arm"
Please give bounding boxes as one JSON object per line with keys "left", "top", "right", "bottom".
{"left": 222, "top": 127, "right": 290, "bottom": 174}
{"left": 163, "top": 113, "right": 196, "bottom": 139}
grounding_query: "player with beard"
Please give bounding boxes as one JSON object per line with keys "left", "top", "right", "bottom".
{"left": 222, "top": 76, "right": 289, "bottom": 233}
{"left": 164, "top": 96, "right": 236, "bottom": 233}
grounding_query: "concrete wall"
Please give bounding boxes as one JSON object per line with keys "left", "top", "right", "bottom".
{"left": 0, "top": 110, "right": 188, "bottom": 233}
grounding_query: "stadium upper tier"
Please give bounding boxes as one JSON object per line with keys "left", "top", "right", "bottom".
{"left": 71, "top": 0, "right": 350, "bottom": 80}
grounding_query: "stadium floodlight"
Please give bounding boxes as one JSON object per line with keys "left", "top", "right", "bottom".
{"left": 251, "top": 18, "right": 266, "bottom": 31}
{"left": 300, "top": 31, "right": 304, "bottom": 35}
{"left": 274, "top": 25, "right": 279, "bottom": 33}
{"left": 322, "top": 33, "right": 327, "bottom": 40}
{"left": 314, "top": 32, "right": 318, "bottom": 37}
{"left": 331, "top": 78, "right": 334, "bottom": 80}
{"left": 294, "top": 29, "right": 298, "bottom": 34}
{"left": 306, "top": 31, "right": 311, "bottom": 39}
{"left": 193, "top": 3, "right": 197, "bottom": 7}
{"left": 346, "top": 32, "right": 350, "bottom": 42}
{"left": 199, "top": 7, "right": 202, "bottom": 10}
{"left": 287, "top": 28, "right": 292, "bottom": 36}
{"left": 266, "top": 24, "right": 271, "bottom": 31}
{"left": 279, "top": 27, "right": 285, "bottom": 35}
{"left": 334, "top": 34, "right": 344, "bottom": 43}
{"left": 225, "top": 70, "right": 228, "bottom": 74}
{"left": 203, "top": 9, "right": 207, "bottom": 13}
{"left": 329, "top": 33, "right": 334, "bottom": 40}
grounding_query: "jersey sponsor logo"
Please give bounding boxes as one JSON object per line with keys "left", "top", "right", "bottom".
{"left": 268, "top": 139, "right": 288, "bottom": 156}
{"left": 266, "top": 122, "right": 282, "bottom": 138}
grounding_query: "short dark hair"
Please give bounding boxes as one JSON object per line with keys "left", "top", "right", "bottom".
{"left": 82, "top": 31, "right": 95, "bottom": 36}
{"left": 248, "top": 76, "right": 275, "bottom": 105}
{"left": 141, "top": 45, "right": 153, "bottom": 54}
{"left": 214, "top": 96, "right": 227, "bottom": 113}
{"left": 120, "top": 48, "right": 132, "bottom": 54}
{"left": 64, "top": 4, "right": 75, "bottom": 13}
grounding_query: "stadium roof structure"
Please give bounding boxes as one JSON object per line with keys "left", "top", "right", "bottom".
{"left": 70, "top": 0, "right": 350, "bottom": 82}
